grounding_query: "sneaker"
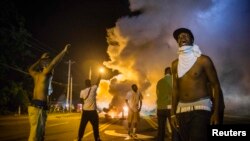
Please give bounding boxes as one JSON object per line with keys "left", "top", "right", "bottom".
{"left": 132, "top": 133, "right": 137, "bottom": 138}
{"left": 128, "top": 130, "right": 133, "bottom": 137}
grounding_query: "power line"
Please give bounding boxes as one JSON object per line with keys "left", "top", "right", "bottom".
{"left": 3, "top": 28, "right": 56, "bottom": 54}
{"left": 25, "top": 41, "right": 48, "bottom": 53}
{"left": 26, "top": 39, "right": 54, "bottom": 54}
{"left": 27, "top": 36, "right": 59, "bottom": 54}
{"left": 26, "top": 37, "right": 73, "bottom": 63}
{"left": 0, "top": 62, "right": 29, "bottom": 75}
{"left": 0, "top": 62, "right": 67, "bottom": 86}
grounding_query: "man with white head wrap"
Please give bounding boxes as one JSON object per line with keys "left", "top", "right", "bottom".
{"left": 170, "top": 28, "right": 223, "bottom": 141}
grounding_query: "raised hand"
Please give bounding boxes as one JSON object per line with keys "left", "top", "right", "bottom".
{"left": 64, "top": 44, "right": 71, "bottom": 52}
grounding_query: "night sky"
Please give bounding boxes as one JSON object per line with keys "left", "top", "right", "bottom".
{"left": 12, "top": 0, "right": 131, "bottom": 100}
{"left": 8, "top": 0, "right": 250, "bottom": 114}
{"left": 16, "top": 0, "right": 129, "bottom": 59}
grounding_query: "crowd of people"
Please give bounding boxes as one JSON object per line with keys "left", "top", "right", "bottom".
{"left": 27, "top": 28, "right": 224, "bottom": 141}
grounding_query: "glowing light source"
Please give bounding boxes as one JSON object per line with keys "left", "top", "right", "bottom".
{"left": 122, "top": 105, "right": 129, "bottom": 117}
{"left": 123, "top": 105, "right": 128, "bottom": 112}
{"left": 99, "top": 67, "right": 105, "bottom": 74}
{"left": 110, "top": 112, "right": 115, "bottom": 119}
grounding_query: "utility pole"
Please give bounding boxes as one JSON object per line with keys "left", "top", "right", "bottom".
{"left": 70, "top": 76, "right": 73, "bottom": 112}
{"left": 65, "top": 60, "right": 75, "bottom": 112}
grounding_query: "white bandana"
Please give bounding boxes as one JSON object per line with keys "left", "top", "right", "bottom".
{"left": 177, "top": 44, "right": 201, "bottom": 78}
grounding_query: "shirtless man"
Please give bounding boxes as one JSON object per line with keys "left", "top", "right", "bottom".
{"left": 28, "top": 44, "right": 70, "bottom": 141}
{"left": 170, "top": 28, "right": 223, "bottom": 141}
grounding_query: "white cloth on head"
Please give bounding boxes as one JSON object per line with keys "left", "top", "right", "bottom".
{"left": 177, "top": 44, "right": 201, "bottom": 78}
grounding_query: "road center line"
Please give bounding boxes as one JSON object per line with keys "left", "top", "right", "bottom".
{"left": 47, "top": 122, "right": 69, "bottom": 127}
{"left": 83, "top": 119, "right": 118, "bottom": 138}
{"left": 143, "top": 117, "right": 158, "bottom": 129}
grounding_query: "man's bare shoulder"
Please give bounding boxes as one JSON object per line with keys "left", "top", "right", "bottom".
{"left": 199, "top": 55, "right": 213, "bottom": 64}
{"left": 200, "top": 54, "right": 210, "bottom": 59}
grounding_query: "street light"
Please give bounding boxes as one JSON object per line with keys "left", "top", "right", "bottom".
{"left": 99, "top": 67, "right": 105, "bottom": 74}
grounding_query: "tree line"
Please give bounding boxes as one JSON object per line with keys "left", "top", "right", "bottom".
{"left": 0, "top": 0, "right": 36, "bottom": 115}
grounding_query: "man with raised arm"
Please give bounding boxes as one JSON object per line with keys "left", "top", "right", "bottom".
{"left": 77, "top": 75, "right": 102, "bottom": 141}
{"left": 28, "top": 44, "right": 70, "bottom": 141}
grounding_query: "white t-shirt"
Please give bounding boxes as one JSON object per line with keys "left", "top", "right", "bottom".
{"left": 126, "top": 90, "right": 143, "bottom": 112}
{"left": 80, "top": 85, "right": 98, "bottom": 110}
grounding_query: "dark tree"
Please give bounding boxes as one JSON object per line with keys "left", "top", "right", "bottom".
{"left": 0, "top": 0, "right": 34, "bottom": 114}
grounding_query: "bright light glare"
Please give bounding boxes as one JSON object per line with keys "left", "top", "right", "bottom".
{"left": 99, "top": 67, "right": 105, "bottom": 74}
{"left": 110, "top": 112, "right": 115, "bottom": 119}
{"left": 123, "top": 106, "right": 128, "bottom": 113}
{"left": 65, "top": 104, "right": 69, "bottom": 107}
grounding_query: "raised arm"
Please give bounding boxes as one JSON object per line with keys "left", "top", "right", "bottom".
{"left": 43, "top": 44, "right": 70, "bottom": 74}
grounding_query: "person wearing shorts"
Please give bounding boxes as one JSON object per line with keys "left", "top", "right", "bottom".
{"left": 125, "top": 84, "right": 143, "bottom": 137}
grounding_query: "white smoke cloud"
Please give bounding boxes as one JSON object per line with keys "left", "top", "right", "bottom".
{"left": 100, "top": 0, "right": 250, "bottom": 115}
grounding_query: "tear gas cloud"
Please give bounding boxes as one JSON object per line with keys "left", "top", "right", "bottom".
{"left": 97, "top": 0, "right": 250, "bottom": 115}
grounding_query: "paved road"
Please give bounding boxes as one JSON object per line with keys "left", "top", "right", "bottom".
{"left": 0, "top": 113, "right": 159, "bottom": 141}
{"left": 0, "top": 113, "right": 249, "bottom": 141}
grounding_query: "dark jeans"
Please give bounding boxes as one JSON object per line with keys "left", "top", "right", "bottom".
{"left": 78, "top": 110, "right": 100, "bottom": 141}
{"left": 173, "top": 110, "right": 211, "bottom": 141}
{"left": 157, "top": 109, "right": 173, "bottom": 141}
{"left": 218, "top": 108, "right": 224, "bottom": 124}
